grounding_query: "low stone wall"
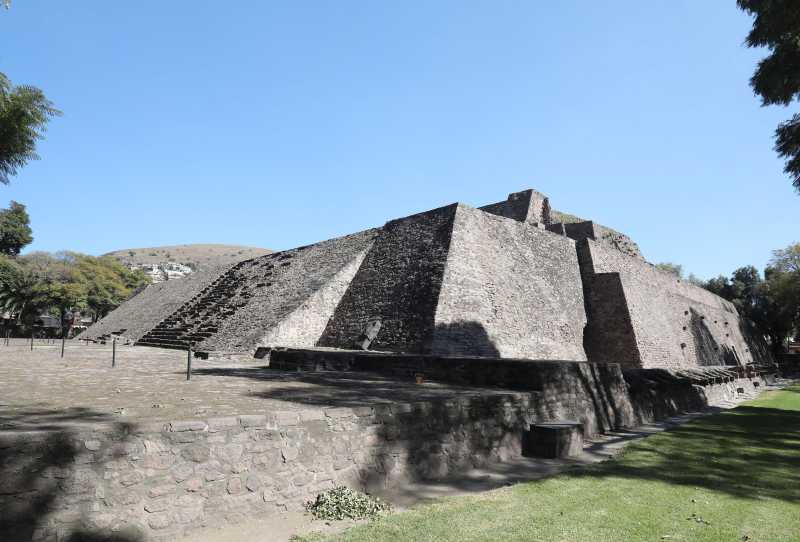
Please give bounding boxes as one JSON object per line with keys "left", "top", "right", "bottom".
{"left": 2, "top": 392, "right": 543, "bottom": 542}
{"left": 624, "top": 369, "right": 766, "bottom": 424}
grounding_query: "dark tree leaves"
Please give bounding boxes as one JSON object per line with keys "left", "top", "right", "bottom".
{"left": 738, "top": 0, "right": 800, "bottom": 191}
{"left": 0, "top": 200, "right": 32, "bottom": 256}
{"left": 0, "top": 72, "right": 61, "bottom": 184}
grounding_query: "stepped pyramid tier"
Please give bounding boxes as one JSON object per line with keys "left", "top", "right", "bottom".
{"left": 317, "top": 203, "right": 588, "bottom": 360}
{"left": 578, "top": 239, "right": 773, "bottom": 369}
{"left": 135, "top": 229, "right": 379, "bottom": 353}
{"left": 90, "top": 188, "right": 773, "bottom": 370}
{"left": 80, "top": 265, "right": 229, "bottom": 343}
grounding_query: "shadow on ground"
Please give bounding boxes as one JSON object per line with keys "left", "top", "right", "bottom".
{"left": 572, "top": 404, "right": 800, "bottom": 503}
{"left": 191, "top": 366, "right": 498, "bottom": 407}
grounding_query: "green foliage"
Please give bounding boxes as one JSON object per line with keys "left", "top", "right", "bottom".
{"left": 738, "top": 0, "right": 800, "bottom": 192}
{"left": 770, "top": 242, "right": 800, "bottom": 273}
{"left": 0, "top": 201, "right": 33, "bottom": 256}
{"left": 0, "top": 255, "right": 49, "bottom": 324}
{"left": 306, "top": 486, "right": 390, "bottom": 521}
{"left": 70, "top": 253, "right": 149, "bottom": 318}
{"left": 703, "top": 245, "right": 800, "bottom": 353}
{"left": 0, "top": 251, "right": 149, "bottom": 324}
{"left": 0, "top": 72, "right": 61, "bottom": 184}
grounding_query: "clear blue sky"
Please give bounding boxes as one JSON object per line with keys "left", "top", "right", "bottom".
{"left": 1, "top": 1, "right": 796, "bottom": 279}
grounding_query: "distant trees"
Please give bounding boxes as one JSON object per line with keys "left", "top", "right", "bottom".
{"left": 0, "top": 201, "right": 32, "bottom": 255}
{"left": 0, "top": 252, "right": 149, "bottom": 327}
{"left": 0, "top": 72, "right": 60, "bottom": 184}
{"left": 0, "top": 257, "right": 47, "bottom": 326}
{"left": 705, "top": 245, "right": 800, "bottom": 354}
{"left": 738, "top": 1, "right": 800, "bottom": 192}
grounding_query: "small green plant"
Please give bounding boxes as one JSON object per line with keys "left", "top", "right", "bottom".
{"left": 305, "top": 486, "right": 390, "bottom": 521}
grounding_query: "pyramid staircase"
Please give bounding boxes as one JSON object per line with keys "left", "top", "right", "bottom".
{"left": 135, "top": 257, "right": 271, "bottom": 350}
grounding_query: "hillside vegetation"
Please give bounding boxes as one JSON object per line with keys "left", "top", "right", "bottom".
{"left": 104, "top": 244, "right": 271, "bottom": 271}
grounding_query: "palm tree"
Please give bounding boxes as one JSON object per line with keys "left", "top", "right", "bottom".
{"left": 0, "top": 268, "right": 47, "bottom": 328}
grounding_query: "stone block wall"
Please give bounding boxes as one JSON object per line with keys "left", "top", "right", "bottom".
{"left": 91, "top": 187, "right": 769, "bottom": 372}
{"left": 268, "top": 349, "right": 636, "bottom": 435}
{"left": 199, "top": 229, "right": 380, "bottom": 353}
{"left": 564, "top": 221, "right": 643, "bottom": 260}
{"left": 431, "top": 205, "right": 587, "bottom": 360}
{"left": 582, "top": 273, "right": 641, "bottom": 367}
{"left": 82, "top": 266, "right": 229, "bottom": 343}
{"left": 0, "top": 392, "right": 556, "bottom": 542}
{"left": 579, "top": 239, "right": 764, "bottom": 369}
{"left": 478, "top": 189, "right": 551, "bottom": 226}
{"left": 318, "top": 205, "right": 458, "bottom": 353}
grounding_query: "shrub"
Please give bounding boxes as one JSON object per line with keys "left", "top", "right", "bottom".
{"left": 305, "top": 486, "right": 390, "bottom": 521}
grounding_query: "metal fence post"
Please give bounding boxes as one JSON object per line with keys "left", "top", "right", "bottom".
{"left": 186, "top": 345, "right": 192, "bottom": 381}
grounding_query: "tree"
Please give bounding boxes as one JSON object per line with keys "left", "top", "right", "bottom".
{"left": 705, "top": 248, "right": 800, "bottom": 354}
{"left": 0, "top": 250, "right": 150, "bottom": 330}
{"left": 0, "top": 261, "right": 49, "bottom": 326}
{"left": 770, "top": 242, "right": 800, "bottom": 273}
{"left": 760, "top": 266, "right": 799, "bottom": 351}
{"left": 68, "top": 254, "right": 149, "bottom": 319}
{"left": 0, "top": 201, "right": 32, "bottom": 255}
{"left": 738, "top": 1, "right": 800, "bottom": 192}
{"left": 0, "top": 72, "right": 61, "bottom": 184}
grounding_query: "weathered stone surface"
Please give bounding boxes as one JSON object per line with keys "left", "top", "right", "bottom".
{"left": 90, "top": 187, "right": 769, "bottom": 372}
{"left": 579, "top": 239, "right": 771, "bottom": 369}
{"left": 238, "top": 415, "right": 267, "bottom": 428}
{"left": 148, "top": 485, "right": 176, "bottom": 498}
{"left": 169, "top": 421, "right": 208, "bottom": 433}
{"left": 207, "top": 417, "right": 238, "bottom": 432}
{"left": 180, "top": 445, "right": 211, "bottom": 463}
{"left": 82, "top": 264, "right": 230, "bottom": 343}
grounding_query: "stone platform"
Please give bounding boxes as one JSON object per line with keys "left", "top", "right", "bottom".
{"left": 0, "top": 342, "right": 769, "bottom": 542}
{"left": 0, "top": 342, "right": 547, "bottom": 541}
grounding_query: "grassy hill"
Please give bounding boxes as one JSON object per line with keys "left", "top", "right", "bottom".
{"left": 103, "top": 243, "right": 272, "bottom": 271}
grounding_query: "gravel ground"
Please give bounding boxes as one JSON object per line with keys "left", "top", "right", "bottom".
{"left": 0, "top": 341, "right": 514, "bottom": 430}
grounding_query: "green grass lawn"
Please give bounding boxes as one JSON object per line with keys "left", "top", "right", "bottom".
{"left": 301, "top": 385, "right": 800, "bottom": 542}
